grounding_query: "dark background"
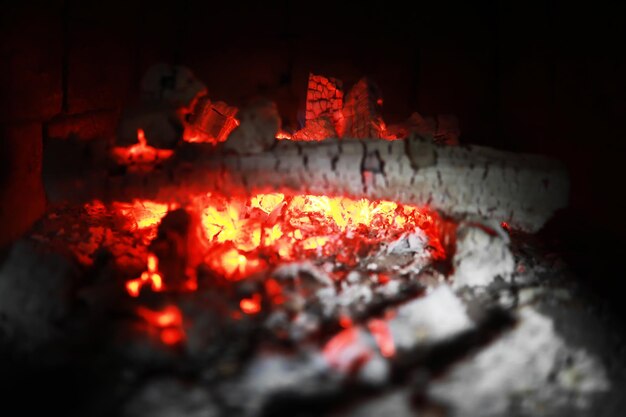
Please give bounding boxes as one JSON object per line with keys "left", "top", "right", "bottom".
{"left": 1, "top": 0, "right": 625, "bottom": 312}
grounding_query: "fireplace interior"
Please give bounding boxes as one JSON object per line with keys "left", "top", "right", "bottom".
{"left": 1, "top": 2, "right": 626, "bottom": 416}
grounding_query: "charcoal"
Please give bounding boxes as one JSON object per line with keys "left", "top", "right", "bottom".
{"left": 149, "top": 208, "right": 191, "bottom": 290}
{"left": 292, "top": 116, "right": 337, "bottom": 141}
{"left": 222, "top": 99, "right": 280, "bottom": 153}
{"left": 341, "top": 78, "right": 385, "bottom": 139}
{"left": 305, "top": 73, "right": 344, "bottom": 133}
{"left": 184, "top": 96, "right": 239, "bottom": 144}
{"left": 117, "top": 103, "right": 182, "bottom": 148}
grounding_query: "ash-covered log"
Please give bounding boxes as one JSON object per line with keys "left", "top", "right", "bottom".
{"left": 46, "top": 135, "right": 568, "bottom": 233}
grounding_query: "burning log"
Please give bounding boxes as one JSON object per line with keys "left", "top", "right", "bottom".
{"left": 183, "top": 96, "right": 239, "bottom": 144}
{"left": 47, "top": 135, "right": 568, "bottom": 233}
{"left": 341, "top": 78, "right": 386, "bottom": 139}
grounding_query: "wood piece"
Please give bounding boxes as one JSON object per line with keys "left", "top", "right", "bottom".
{"left": 45, "top": 136, "right": 569, "bottom": 233}
{"left": 341, "top": 78, "right": 386, "bottom": 139}
{"left": 304, "top": 73, "right": 344, "bottom": 133}
{"left": 183, "top": 96, "right": 239, "bottom": 144}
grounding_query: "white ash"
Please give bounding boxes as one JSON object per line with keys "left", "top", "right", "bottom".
{"left": 218, "top": 351, "right": 338, "bottom": 416}
{"left": 358, "top": 352, "right": 391, "bottom": 386}
{"left": 389, "top": 285, "right": 474, "bottom": 352}
{"left": 428, "top": 308, "right": 610, "bottom": 417}
{"left": 0, "top": 239, "right": 78, "bottom": 351}
{"left": 272, "top": 261, "right": 334, "bottom": 287}
{"left": 122, "top": 378, "right": 218, "bottom": 417}
{"left": 383, "top": 228, "right": 428, "bottom": 255}
{"left": 452, "top": 222, "right": 515, "bottom": 288}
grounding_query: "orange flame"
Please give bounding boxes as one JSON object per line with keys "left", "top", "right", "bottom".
{"left": 126, "top": 253, "right": 165, "bottom": 297}
{"left": 112, "top": 129, "right": 174, "bottom": 166}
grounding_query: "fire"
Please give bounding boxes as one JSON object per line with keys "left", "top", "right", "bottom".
{"left": 125, "top": 253, "right": 165, "bottom": 297}
{"left": 136, "top": 305, "right": 185, "bottom": 345}
{"left": 198, "top": 193, "right": 443, "bottom": 280}
{"left": 240, "top": 293, "right": 262, "bottom": 314}
{"left": 112, "top": 199, "right": 171, "bottom": 242}
{"left": 112, "top": 129, "right": 174, "bottom": 166}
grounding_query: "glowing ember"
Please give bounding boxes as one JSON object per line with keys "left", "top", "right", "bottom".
{"left": 125, "top": 253, "right": 165, "bottom": 297}
{"left": 112, "top": 199, "right": 171, "bottom": 242}
{"left": 197, "top": 193, "right": 443, "bottom": 280}
{"left": 367, "top": 319, "right": 395, "bottom": 358}
{"left": 275, "top": 131, "right": 292, "bottom": 140}
{"left": 136, "top": 305, "right": 185, "bottom": 345}
{"left": 112, "top": 129, "right": 173, "bottom": 165}
{"left": 323, "top": 327, "right": 373, "bottom": 372}
{"left": 240, "top": 293, "right": 262, "bottom": 314}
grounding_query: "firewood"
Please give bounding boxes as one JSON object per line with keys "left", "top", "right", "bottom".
{"left": 45, "top": 135, "right": 568, "bottom": 233}
{"left": 341, "top": 78, "right": 386, "bottom": 139}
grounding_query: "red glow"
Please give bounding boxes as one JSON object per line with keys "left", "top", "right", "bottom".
{"left": 367, "top": 318, "right": 395, "bottom": 358}
{"left": 501, "top": 221, "right": 510, "bottom": 231}
{"left": 113, "top": 200, "right": 170, "bottom": 230}
{"left": 160, "top": 328, "right": 184, "bottom": 345}
{"left": 136, "top": 305, "right": 185, "bottom": 346}
{"left": 112, "top": 129, "right": 173, "bottom": 166}
{"left": 377, "top": 273, "right": 390, "bottom": 284}
{"left": 240, "top": 293, "right": 262, "bottom": 314}
{"left": 339, "top": 315, "right": 353, "bottom": 329}
{"left": 197, "top": 193, "right": 443, "bottom": 280}
{"left": 125, "top": 253, "right": 165, "bottom": 297}
{"left": 265, "top": 278, "right": 284, "bottom": 304}
{"left": 275, "top": 131, "right": 292, "bottom": 140}
{"left": 323, "top": 327, "right": 373, "bottom": 372}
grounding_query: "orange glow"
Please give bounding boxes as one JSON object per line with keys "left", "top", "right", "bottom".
{"left": 367, "top": 318, "right": 395, "bottom": 358}
{"left": 275, "top": 131, "right": 292, "bottom": 140}
{"left": 240, "top": 293, "right": 262, "bottom": 314}
{"left": 126, "top": 253, "right": 165, "bottom": 297}
{"left": 112, "top": 129, "right": 173, "bottom": 166}
{"left": 113, "top": 200, "right": 170, "bottom": 231}
{"left": 136, "top": 305, "right": 184, "bottom": 346}
{"left": 198, "top": 193, "right": 443, "bottom": 280}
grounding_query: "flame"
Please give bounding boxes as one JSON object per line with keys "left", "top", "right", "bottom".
{"left": 136, "top": 305, "right": 184, "bottom": 345}
{"left": 126, "top": 253, "right": 165, "bottom": 297}
{"left": 112, "top": 129, "right": 174, "bottom": 165}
